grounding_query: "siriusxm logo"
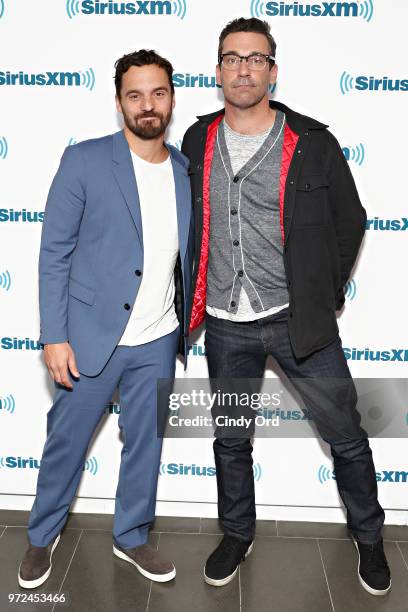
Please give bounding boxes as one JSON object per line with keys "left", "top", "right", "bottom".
{"left": 0, "top": 209, "right": 44, "bottom": 223}
{"left": 343, "top": 347, "right": 408, "bottom": 362}
{"left": 160, "top": 462, "right": 262, "bottom": 480}
{"left": 0, "top": 69, "right": 95, "bottom": 90}
{"left": 257, "top": 407, "right": 312, "bottom": 420}
{"left": 0, "top": 337, "right": 42, "bottom": 351}
{"left": 319, "top": 464, "right": 408, "bottom": 484}
{"left": 0, "top": 270, "right": 11, "bottom": 291}
{"left": 340, "top": 72, "right": 408, "bottom": 95}
{"left": 344, "top": 279, "right": 356, "bottom": 300}
{"left": 251, "top": 0, "right": 373, "bottom": 21}
{"left": 0, "top": 455, "right": 98, "bottom": 474}
{"left": 317, "top": 464, "right": 335, "bottom": 483}
{"left": 66, "top": 0, "right": 186, "bottom": 19}
{"left": 0, "top": 136, "right": 8, "bottom": 159}
{"left": 342, "top": 143, "right": 365, "bottom": 165}
{"left": 0, "top": 394, "right": 16, "bottom": 414}
{"left": 0, "top": 456, "right": 41, "bottom": 470}
{"left": 160, "top": 462, "right": 216, "bottom": 477}
{"left": 188, "top": 343, "right": 206, "bottom": 357}
{"left": 366, "top": 217, "right": 408, "bottom": 231}
{"left": 106, "top": 401, "right": 121, "bottom": 414}
{"left": 84, "top": 456, "right": 98, "bottom": 475}
{"left": 173, "top": 73, "right": 220, "bottom": 89}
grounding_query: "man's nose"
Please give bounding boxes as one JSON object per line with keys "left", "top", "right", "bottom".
{"left": 237, "top": 58, "right": 250, "bottom": 77}
{"left": 140, "top": 95, "right": 154, "bottom": 111}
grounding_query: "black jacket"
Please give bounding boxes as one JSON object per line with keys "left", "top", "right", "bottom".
{"left": 181, "top": 100, "right": 367, "bottom": 359}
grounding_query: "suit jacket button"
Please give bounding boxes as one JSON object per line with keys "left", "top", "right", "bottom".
{"left": 124, "top": 303, "right": 130, "bottom": 310}
{"left": 135, "top": 270, "right": 142, "bottom": 276}
{"left": 230, "top": 301, "right": 236, "bottom": 307}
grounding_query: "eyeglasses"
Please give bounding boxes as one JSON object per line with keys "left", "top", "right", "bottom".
{"left": 219, "top": 53, "right": 275, "bottom": 71}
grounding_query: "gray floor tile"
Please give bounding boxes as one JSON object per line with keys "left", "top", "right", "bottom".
{"left": 241, "top": 537, "right": 333, "bottom": 612}
{"left": 256, "top": 520, "right": 278, "bottom": 537}
{"left": 65, "top": 512, "right": 113, "bottom": 531}
{"left": 319, "top": 538, "right": 408, "bottom": 611}
{"left": 60, "top": 530, "right": 156, "bottom": 612}
{"left": 396, "top": 541, "right": 408, "bottom": 569}
{"left": 0, "top": 510, "right": 30, "bottom": 526}
{"left": 150, "top": 516, "right": 200, "bottom": 534}
{"left": 0, "top": 527, "right": 81, "bottom": 611}
{"left": 277, "top": 520, "right": 348, "bottom": 539}
{"left": 148, "top": 533, "right": 240, "bottom": 612}
{"left": 383, "top": 525, "right": 408, "bottom": 542}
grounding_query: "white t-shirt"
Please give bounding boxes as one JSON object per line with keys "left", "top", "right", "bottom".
{"left": 118, "top": 151, "right": 179, "bottom": 346}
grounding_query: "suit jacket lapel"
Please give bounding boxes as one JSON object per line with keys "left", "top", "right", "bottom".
{"left": 112, "top": 130, "right": 143, "bottom": 250}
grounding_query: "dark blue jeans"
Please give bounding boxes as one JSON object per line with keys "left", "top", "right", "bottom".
{"left": 204, "top": 308, "right": 385, "bottom": 545}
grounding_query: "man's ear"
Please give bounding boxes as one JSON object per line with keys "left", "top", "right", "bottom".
{"left": 269, "top": 63, "right": 278, "bottom": 86}
{"left": 172, "top": 93, "right": 176, "bottom": 110}
{"left": 115, "top": 94, "right": 122, "bottom": 114}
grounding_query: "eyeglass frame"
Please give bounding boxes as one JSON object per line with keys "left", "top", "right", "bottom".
{"left": 218, "top": 52, "right": 276, "bottom": 70}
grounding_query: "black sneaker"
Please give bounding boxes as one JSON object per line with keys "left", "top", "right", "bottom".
{"left": 204, "top": 535, "right": 253, "bottom": 587}
{"left": 352, "top": 536, "right": 391, "bottom": 596}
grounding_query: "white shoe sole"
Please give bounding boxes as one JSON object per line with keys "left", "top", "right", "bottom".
{"left": 18, "top": 534, "right": 61, "bottom": 590}
{"left": 352, "top": 536, "right": 391, "bottom": 596}
{"left": 113, "top": 545, "right": 176, "bottom": 582}
{"left": 204, "top": 541, "right": 254, "bottom": 587}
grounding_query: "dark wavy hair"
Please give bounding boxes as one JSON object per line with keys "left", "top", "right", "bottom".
{"left": 218, "top": 17, "right": 277, "bottom": 63}
{"left": 114, "top": 49, "right": 174, "bottom": 97}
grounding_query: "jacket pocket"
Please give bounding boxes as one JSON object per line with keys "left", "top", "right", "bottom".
{"left": 294, "top": 174, "right": 329, "bottom": 227}
{"left": 68, "top": 277, "right": 96, "bottom": 306}
{"left": 296, "top": 174, "right": 329, "bottom": 192}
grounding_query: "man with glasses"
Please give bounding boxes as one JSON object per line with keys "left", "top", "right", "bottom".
{"left": 182, "top": 17, "right": 391, "bottom": 595}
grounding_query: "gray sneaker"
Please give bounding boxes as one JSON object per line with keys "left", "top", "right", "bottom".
{"left": 113, "top": 541, "right": 176, "bottom": 582}
{"left": 18, "top": 534, "right": 61, "bottom": 589}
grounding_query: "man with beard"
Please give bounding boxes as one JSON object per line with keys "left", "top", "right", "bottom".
{"left": 18, "top": 50, "right": 194, "bottom": 588}
{"left": 182, "top": 18, "right": 391, "bottom": 595}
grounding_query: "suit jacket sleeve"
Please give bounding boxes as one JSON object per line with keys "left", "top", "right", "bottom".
{"left": 327, "top": 132, "right": 367, "bottom": 309}
{"left": 38, "top": 145, "right": 86, "bottom": 345}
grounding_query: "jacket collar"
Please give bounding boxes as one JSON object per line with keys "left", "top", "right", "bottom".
{"left": 196, "top": 100, "right": 328, "bottom": 135}
{"left": 112, "top": 130, "right": 188, "bottom": 173}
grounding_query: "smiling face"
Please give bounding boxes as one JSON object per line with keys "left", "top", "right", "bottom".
{"left": 216, "top": 31, "right": 278, "bottom": 110}
{"left": 115, "top": 64, "right": 174, "bottom": 140}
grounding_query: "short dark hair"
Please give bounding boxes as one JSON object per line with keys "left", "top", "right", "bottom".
{"left": 218, "top": 17, "right": 277, "bottom": 63}
{"left": 114, "top": 49, "right": 174, "bottom": 97}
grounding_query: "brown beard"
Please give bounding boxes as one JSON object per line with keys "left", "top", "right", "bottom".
{"left": 123, "top": 109, "right": 172, "bottom": 140}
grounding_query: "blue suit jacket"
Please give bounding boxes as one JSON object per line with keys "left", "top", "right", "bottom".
{"left": 38, "top": 130, "right": 194, "bottom": 376}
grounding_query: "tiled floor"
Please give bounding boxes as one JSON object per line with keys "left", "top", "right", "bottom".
{"left": 0, "top": 511, "right": 407, "bottom": 611}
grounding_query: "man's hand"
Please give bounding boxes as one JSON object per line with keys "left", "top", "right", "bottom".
{"left": 44, "top": 342, "right": 80, "bottom": 389}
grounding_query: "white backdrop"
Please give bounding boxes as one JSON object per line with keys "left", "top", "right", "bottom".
{"left": 0, "top": 0, "right": 407, "bottom": 525}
